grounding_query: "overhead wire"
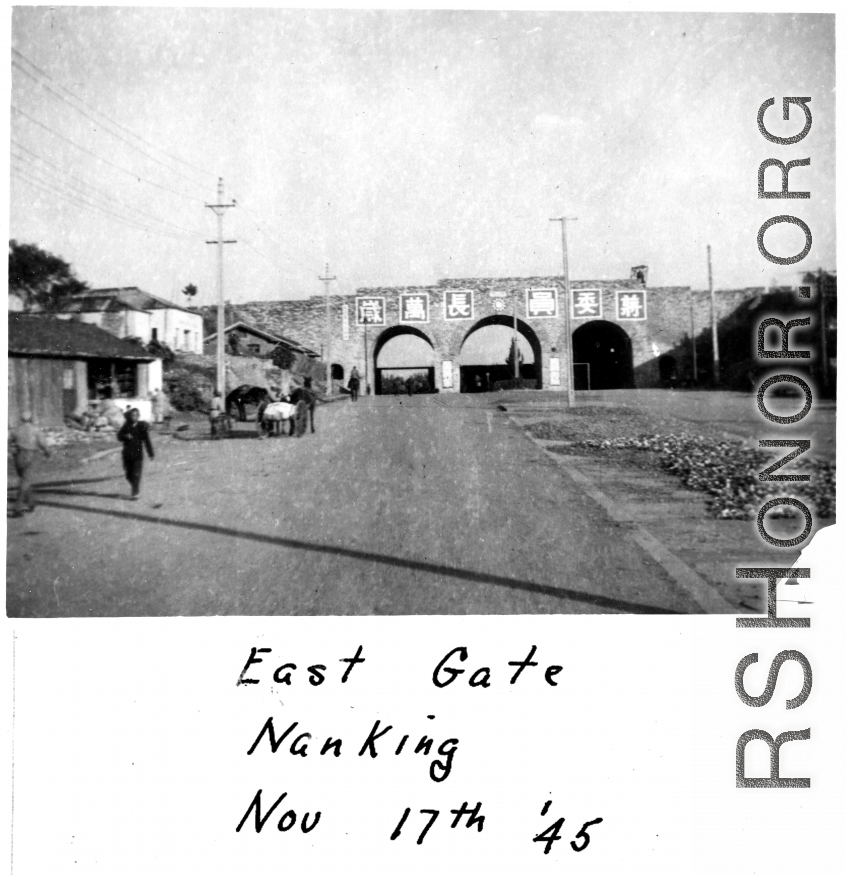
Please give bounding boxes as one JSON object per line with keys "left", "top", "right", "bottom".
{"left": 11, "top": 140, "right": 207, "bottom": 239}
{"left": 11, "top": 105, "right": 208, "bottom": 205}
{"left": 12, "top": 59, "right": 213, "bottom": 196}
{"left": 11, "top": 167, "right": 201, "bottom": 243}
{"left": 11, "top": 154, "right": 203, "bottom": 244}
{"left": 12, "top": 47, "right": 218, "bottom": 187}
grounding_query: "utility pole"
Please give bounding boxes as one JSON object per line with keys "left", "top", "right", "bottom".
{"left": 707, "top": 244, "right": 719, "bottom": 385}
{"left": 206, "top": 177, "right": 236, "bottom": 396}
{"left": 319, "top": 262, "right": 337, "bottom": 397}
{"left": 550, "top": 216, "right": 577, "bottom": 406}
{"left": 364, "top": 323, "right": 369, "bottom": 395}
{"left": 690, "top": 298, "right": 698, "bottom": 383}
{"left": 511, "top": 288, "right": 520, "bottom": 380}
{"left": 818, "top": 268, "right": 830, "bottom": 393}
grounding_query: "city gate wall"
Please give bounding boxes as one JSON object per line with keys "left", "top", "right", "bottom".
{"left": 236, "top": 279, "right": 767, "bottom": 391}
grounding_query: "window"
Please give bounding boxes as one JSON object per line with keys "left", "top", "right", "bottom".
{"left": 247, "top": 344, "right": 261, "bottom": 354}
{"left": 151, "top": 328, "right": 158, "bottom": 341}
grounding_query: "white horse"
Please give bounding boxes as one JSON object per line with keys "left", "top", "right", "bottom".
{"left": 258, "top": 399, "right": 308, "bottom": 437}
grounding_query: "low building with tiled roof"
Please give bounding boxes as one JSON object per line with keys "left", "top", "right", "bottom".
{"left": 53, "top": 286, "right": 203, "bottom": 353}
{"left": 203, "top": 320, "right": 319, "bottom": 358}
{"left": 8, "top": 313, "right": 162, "bottom": 427}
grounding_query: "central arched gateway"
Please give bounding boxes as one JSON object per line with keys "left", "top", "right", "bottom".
{"left": 373, "top": 325, "right": 436, "bottom": 395}
{"left": 459, "top": 315, "right": 543, "bottom": 391}
{"left": 572, "top": 320, "right": 634, "bottom": 390}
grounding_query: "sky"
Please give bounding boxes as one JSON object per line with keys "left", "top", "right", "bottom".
{"left": 7, "top": 10, "right": 837, "bottom": 310}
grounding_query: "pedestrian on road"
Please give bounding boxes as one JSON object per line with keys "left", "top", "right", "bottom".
{"left": 151, "top": 388, "right": 165, "bottom": 425}
{"left": 117, "top": 408, "right": 154, "bottom": 500}
{"left": 348, "top": 367, "right": 361, "bottom": 402}
{"left": 9, "top": 412, "right": 52, "bottom": 517}
{"left": 209, "top": 390, "right": 225, "bottom": 439}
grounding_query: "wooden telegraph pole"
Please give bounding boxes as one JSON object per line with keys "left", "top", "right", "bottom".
{"left": 708, "top": 244, "right": 720, "bottom": 385}
{"left": 550, "top": 216, "right": 577, "bottom": 406}
{"left": 319, "top": 263, "right": 337, "bottom": 397}
{"left": 205, "top": 178, "right": 236, "bottom": 396}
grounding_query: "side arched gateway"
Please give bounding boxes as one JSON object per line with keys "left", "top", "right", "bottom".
{"left": 572, "top": 320, "right": 634, "bottom": 390}
{"left": 373, "top": 325, "right": 436, "bottom": 395}
{"left": 459, "top": 315, "right": 543, "bottom": 391}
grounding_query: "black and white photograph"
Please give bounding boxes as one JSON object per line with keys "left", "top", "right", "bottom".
{"left": 6, "top": 9, "right": 836, "bottom": 618}
{"left": 4, "top": 8, "right": 843, "bottom": 874}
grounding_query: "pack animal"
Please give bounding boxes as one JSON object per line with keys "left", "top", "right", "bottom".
{"left": 226, "top": 385, "right": 270, "bottom": 422}
{"left": 258, "top": 399, "right": 309, "bottom": 437}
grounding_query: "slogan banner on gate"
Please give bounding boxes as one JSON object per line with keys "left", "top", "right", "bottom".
{"left": 399, "top": 292, "right": 430, "bottom": 324}
{"left": 443, "top": 289, "right": 474, "bottom": 321}
{"left": 571, "top": 288, "right": 602, "bottom": 319}
{"left": 525, "top": 287, "right": 558, "bottom": 318}
{"left": 615, "top": 289, "right": 647, "bottom": 321}
{"left": 355, "top": 296, "right": 386, "bottom": 326}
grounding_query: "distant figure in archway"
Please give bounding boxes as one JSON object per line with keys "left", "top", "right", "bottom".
{"left": 348, "top": 367, "right": 361, "bottom": 401}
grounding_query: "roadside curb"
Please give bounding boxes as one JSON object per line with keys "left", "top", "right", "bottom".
{"left": 508, "top": 414, "right": 737, "bottom": 614}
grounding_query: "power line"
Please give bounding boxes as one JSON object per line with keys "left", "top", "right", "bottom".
{"left": 11, "top": 104, "right": 208, "bottom": 205}
{"left": 12, "top": 167, "right": 199, "bottom": 244}
{"left": 12, "top": 140, "right": 206, "bottom": 239}
{"left": 234, "top": 200, "right": 320, "bottom": 276}
{"left": 11, "top": 167, "right": 201, "bottom": 243}
{"left": 12, "top": 59, "right": 212, "bottom": 195}
{"left": 12, "top": 47, "right": 218, "bottom": 185}
{"left": 11, "top": 153, "right": 202, "bottom": 242}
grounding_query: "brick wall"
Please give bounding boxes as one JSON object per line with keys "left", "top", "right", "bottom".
{"left": 204, "top": 278, "right": 769, "bottom": 391}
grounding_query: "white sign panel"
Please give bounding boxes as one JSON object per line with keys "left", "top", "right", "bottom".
{"left": 572, "top": 288, "right": 602, "bottom": 319}
{"left": 616, "top": 290, "right": 647, "bottom": 321}
{"left": 355, "top": 296, "right": 386, "bottom": 326}
{"left": 441, "top": 360, "right": 453, "bottom": 389}
{"left": 549, "top": 356, "right": 561, "bottom": 386}
{"left": 400, "top": 293, "right": 430, "bottom": 324}
{"left": 342, "top": 304, "right": 350, "bottom": 340}
{"left": 444, "top": 290, "right": 474, "bottom": 321}
{"left": 525, "top": 287, "right": 558, "bottom": 318}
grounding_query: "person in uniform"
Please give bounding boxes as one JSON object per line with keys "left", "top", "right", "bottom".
{"left": 8, "top": 412, "right": 52, "bottom": 517}
{"left": 348, "top": 367, "right": 361, "bottom": 402}
{"left": 117, "top": 408, "right": 154, "bottom": 500}
{"left": 209, "top": 390, "right": 225, "bottom": 439}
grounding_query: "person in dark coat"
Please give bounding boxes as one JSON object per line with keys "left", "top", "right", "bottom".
{"left": 347, "top": 367, "right": 361, "bottom": 402}
{"left": 8, "top": 411, "right": 52, "bottom": 517}
{"left": 117, "top": 408, "right": 154, "bottom": 499}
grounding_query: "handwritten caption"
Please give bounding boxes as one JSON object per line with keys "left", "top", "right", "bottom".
{"left": 234, "top": 644, "right": 603, "bottom": 851}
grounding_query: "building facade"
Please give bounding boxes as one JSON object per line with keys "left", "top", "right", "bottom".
{"left": 54, "top": 287, "right": 204, "bottom": 353}
{"left": 231, "top": 275, "right": 783, "bottom": 393}
{"left": 8, "top": 314, "right": 161, "bottom": 427}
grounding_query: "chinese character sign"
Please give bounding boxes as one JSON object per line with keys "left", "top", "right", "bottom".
{"left": 355, "top": 297, "right": 386, "bottom": 326}
{"left": 616, "top": 290, "right": 647, "bottom": 321}
{"left": 400, "top": 293, "right": 429, "bottom": 324}
{"left": 444, "top": 290, "right": 474, "bottom": 321}
{"left": 572, "top": 288, "right": 602, "bottom": 319}
{"left": 525, "top": 288, "right": 558, "bottom": 318}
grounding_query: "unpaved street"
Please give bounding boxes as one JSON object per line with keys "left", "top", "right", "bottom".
{"left": 7, "top": 395, "right": 718, "bottom": 617}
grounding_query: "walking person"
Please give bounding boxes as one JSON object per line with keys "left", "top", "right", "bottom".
{"left": 348, "top": 367, "right": 361, "bottom": 402}
{"left": 8, "top": 412, "right": 51, "bottom": 518}
{"left": 117, "top": 408, "right": 154, "bottom": 500}
{"left": 209, "top": 390, "right": 225, "bottom": 439}
{"left": 150, "top": 388, "right": 165, "bottom": 425}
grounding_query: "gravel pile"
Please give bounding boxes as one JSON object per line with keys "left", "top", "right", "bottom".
{"left": 528, "top": 407, "right": 835, "bottom": 520}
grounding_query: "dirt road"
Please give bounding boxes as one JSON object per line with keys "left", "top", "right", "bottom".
{"left": 7, "top": 395, "right": 734, "bottom": 617}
